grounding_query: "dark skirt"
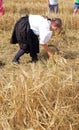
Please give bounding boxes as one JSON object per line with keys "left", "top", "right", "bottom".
{"left": 10, "top": 15, "right": 39, "bottom": 56}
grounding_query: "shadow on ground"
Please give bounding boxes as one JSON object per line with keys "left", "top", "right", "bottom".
{"left": 48, "top": 45, "right": 79, "bottom": 59}
{"left": 40, "top": 45, "right": 79, "bottom": 60}
{"left": 61, "top": 51, "right": 79, "bottom": 59}
{"left": 0, "top": 61, "right": 5, "bottom": 67}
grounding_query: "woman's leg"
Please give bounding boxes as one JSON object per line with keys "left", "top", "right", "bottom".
{"left": 12, "top": 49, "right": 26, "bottom": 63}
{"left": 73, "top": 8, "right": 78, "bottom": 14}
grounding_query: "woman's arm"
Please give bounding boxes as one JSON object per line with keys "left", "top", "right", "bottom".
{"left": 43, "top": 44, "right": 54, "bottom": 58}
{"left": 46, "top": 0, "right": 50, "bottom": 5}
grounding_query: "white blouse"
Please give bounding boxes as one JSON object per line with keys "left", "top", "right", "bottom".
{"left": 29, "top": 14, "right": 52, "bottom": 45}
{"left": 48, "top": 0, "right": 58, "bottom": 5}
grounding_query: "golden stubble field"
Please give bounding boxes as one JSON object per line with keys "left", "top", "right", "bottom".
{"left": 0, "top": 0, "right": 79, "bottom": 130}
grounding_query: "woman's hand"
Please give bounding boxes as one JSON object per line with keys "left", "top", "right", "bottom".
{"left": 43, "top": 44, "right": 54, "bottom": 57}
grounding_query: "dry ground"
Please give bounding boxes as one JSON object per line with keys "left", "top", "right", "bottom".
{"left": 0, "top": 0, "right": 79, "bottom": 130}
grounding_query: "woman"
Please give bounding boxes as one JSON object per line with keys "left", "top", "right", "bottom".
{"left": 0, "top": 0, "right": 4, "bottom": 16}
{"left": 10, "top": 14, "right": 62, "bottom": 63}
{"left": 73, "top": 0, "right": 79, "bottom": 15}
{"left": 46, "top": 0, "right": 59, "bottom": 14}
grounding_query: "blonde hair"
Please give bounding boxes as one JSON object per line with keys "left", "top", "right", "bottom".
{"left": 43, "top": 16, "right": 62, "bottom": 28}
{"left": 51, "top": 18, "right": 62, "bottom": 28}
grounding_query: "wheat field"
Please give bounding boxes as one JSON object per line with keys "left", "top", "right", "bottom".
{"left": 0, "top": 0, "right": 79, "bottom": 130}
